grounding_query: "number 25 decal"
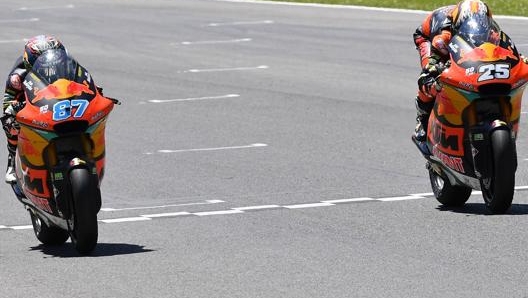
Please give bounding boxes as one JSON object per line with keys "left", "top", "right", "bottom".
{"left": 478, "top": 64, "right": 510, "bottom": 82}
{"left": 52, "top": 100, "right": 89, "bottom": 121}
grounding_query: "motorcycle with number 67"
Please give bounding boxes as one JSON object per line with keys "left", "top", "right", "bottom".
{"left": 412, "top": 19, "right": 528, "bottom": 214}
{"left": 10, "top": 49, "right": 119, "bottom": 254}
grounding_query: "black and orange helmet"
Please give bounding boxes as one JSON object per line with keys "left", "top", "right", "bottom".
{"left": 451, "top": 0, "right": 492, "bottom": 31}
{"left": 23, "top": 35, "right": 65, "bottom": 70}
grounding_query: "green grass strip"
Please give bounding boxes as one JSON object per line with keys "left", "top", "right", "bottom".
{"left": 267, "top": 1, "right": 528, "bottom": 17}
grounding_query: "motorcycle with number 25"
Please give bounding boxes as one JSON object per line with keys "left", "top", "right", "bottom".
{"left": 412, "top": 18, "right": 528, "bottom": 214}
{"left": 10, "top": 49, "right": 119, "bottom": 254}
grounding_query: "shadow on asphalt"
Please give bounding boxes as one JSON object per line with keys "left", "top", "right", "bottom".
{"left": 436, "top": 203, "right": 528, "bottom": 215}
{"left": 29, "top": 243, "right": 155, "bottom": 258}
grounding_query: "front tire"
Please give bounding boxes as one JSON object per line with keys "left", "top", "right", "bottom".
{"left": 429, "top": 166, "right": 472, "bottom": 207}
{"left": 69, "top": 168, "right": 99, "bottom": 254}
{"left": 482, "top": 129, "right": 516, "bottom": 214}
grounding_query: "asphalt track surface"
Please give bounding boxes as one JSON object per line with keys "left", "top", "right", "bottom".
{"left": 3, "top": 1, "right": 528, "bottom": 297}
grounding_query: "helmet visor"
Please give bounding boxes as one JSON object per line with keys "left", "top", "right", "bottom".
{"left": 458, "top": 14, "right": 501, "bottom": 46}
{"left": 32, "top": 49, "right": 77, "bottom": 83}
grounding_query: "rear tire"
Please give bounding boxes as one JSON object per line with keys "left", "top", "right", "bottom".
{"left": 29, "top": 210, "right": 69, "bottom": 245}
{"left": 69, "top": 168, "right": 99, "bottom": 254}
{"left": 482, "top": 129, "right": 516, "bottom": 214}
{"left": 429, "top": 167, "right": 472, "bottom": 207}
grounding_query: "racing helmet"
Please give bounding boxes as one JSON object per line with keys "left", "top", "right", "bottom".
{"left": 23, "top": 35, "right": 65, "bottom": 70}
{"left": 451, "top": 0, "right": 499, "bottom": 45}
{"left": 33, "top": 49, "right": 76, "bottom": 83}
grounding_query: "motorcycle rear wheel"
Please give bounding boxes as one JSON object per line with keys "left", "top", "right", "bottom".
{"left": 29, "top": 210, "right": 69, "bottom": 245}
{"left": 69, "top": 168, "right": 99, "bottom": 255}
{"left": 429, "top": 166, "right": 472, "bottom": 207}
{"left": 481, "top": 129, "right": 516, "bottom": 214}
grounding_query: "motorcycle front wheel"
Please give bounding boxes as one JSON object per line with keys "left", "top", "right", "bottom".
{"left": 69, "top": 168, "right": 99, "bottom": 255}
{"left": 481, "top": 129, "right": 516, "bottom": 214}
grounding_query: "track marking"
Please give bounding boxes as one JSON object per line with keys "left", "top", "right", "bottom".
{"left": 183, "top": 65, "right": 268, "bottom": 73}
{"left": 176, "top": 38, "right": 252, "bottom": 45}
{"left": 322, "top": 198, "right": 374, "bottom": 203}
{"left": 207, "top": 20, "right": 274, "bottom": 27}
{"left": 146, "top": 94, "right": 240, "bottom": 104}
{"left": 100, "top": 217, "right": 151, "bottom": 223}
{"left": 146, "top": 143, "right": 268, "bottom": 154}
{"left": 10, "top": 225, "right": 32, "bottom": 230}
{"left": 0, "top": 39, "right": 28, "bottom": 44}
{"left": 142, "top": 212, "right": 191, "bottom": 218}
{"left": 284, "top": 202, "right": 335, "bottom": 209}
{"left": 0, "top": 18, "right": 39, "bottom": 23}
{"left": 16, "top": 4, "right": 74, "bottom": 11}
{"left": 233, "top": 205, "right": 281, "bottom": 211}
{"left": 378, "top": 195, "right": 426, "bottom": 202}
{"left": 101, "top": 199, "right": 225, "bottom": 212}
{"left": 194, "top": 210, "right": 244, "bottom": 216}
{"left": 5, "top": 187, "right": 528, "bottom": 229}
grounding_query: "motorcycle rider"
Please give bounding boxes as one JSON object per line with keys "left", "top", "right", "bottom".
{"left": 413, "top": 0, "right": 504, "bottom": 142}
{"left": 1, "top": 35, "right": 103, "bottom": 183}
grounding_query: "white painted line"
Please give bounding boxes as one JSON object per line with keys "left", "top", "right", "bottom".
{"left": 322, "top": 198, "right": 375, "bottom": 204}
{"left": 284, "top": 202, "right": 335, "bottom": 209}
{"left": 153, "top": 143, "right": 268, "bottom": 154}
{"left": 16, "top": 4, "right": 74, "bottom": 11}
{"left": 194, "top": 209, "right": 244, "bottom": 216}
{"left": 101, "top": 199, "right": 225, "bottom": 212}
{"left": 184, "top": 65, "right": 268, "bottom": 73}
{"left": 377, "top": 195, "right": 425, "bottom": 202}
{"left": 516, "top": 186, "right": 528, "bottom": 190}
{"left": 0, "top": 18, "right": 39, "bottom": 23}
{"left": 142, "top": 212, "right": 191, "bottom": 218}
{"left": 233, "top": 205, "right": 281, "bottom": 211}
{"left": 409, "top": 192, "right": 434, "bottom": 197}
{"left": 208, "top": 20, "right": 274, "bottom": 27}
{"left": 0, "top": 39, "right": 28, "bottom": 44}
{"left": 147, "top": 94, "right": 240, "bottom": 103}
{"left": 177, "top": 38, "right": 252, "bottom": 45}
{"left": 0, "top": 225, "right": 8, "bottom": 229}
{"left": 10, "top": 225, "right": 33, "bottom": 230}
{"left": 100, "top": 217, "right": 152, "bottom": 223}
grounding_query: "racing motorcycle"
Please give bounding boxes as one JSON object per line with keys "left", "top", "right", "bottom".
{"left": 10, "top": 49, "right": 119, "bottom": 254}
{"left": 412, "top": 21, "right": 528, "bottom": 214}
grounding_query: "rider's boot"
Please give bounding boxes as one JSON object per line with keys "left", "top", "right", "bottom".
{"left": 414, "top": 96, "right": 434, "bottom": 142}
{"left": 5, "top": 144, "right": 16, "bottom": 183}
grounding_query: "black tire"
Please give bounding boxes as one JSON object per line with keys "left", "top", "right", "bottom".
{"left": 429, "top": 167, "right": 472, "bottom": 207}
{"left": 69, "top": 168, "right": 99, "bottom": 254}
{"left": 29, "top": 210, "right": 69, "bottom": 245}
{"left": 482, "top": 129, "right": 516, "bottom": 214}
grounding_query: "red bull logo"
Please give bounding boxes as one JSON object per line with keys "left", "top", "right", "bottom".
{"left": 457, "top": 43, "right": 518, "bottom": 64}
{"left": 32, "top": 79, "right": 94, "bottom": 103}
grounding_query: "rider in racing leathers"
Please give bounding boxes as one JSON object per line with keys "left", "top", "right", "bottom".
{"left": 1, "top": 35, "right": 103, "bottom": 183}
{"left": 412, "top": 0, "right": 512, "bottom": 143}
{"left": 1, "top": 35, "right": 66, "bottom": 183}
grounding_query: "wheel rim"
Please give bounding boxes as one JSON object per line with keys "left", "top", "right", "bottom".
{"left": 434, "top": 173, "right": 444, "bottom": 190}
{"left": 31, "top": 213, "right": 43, "bottom": 235}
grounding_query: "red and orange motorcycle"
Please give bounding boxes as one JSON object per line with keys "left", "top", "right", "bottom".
{"left": 413, "top": 23, "right": 528, "bottom": 214}
{"left": 10, "top": 49, "right": 119, "bottom": 253}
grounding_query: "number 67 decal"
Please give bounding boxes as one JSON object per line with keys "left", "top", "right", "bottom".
{"left": 478, "top": 63, "right": 510, "bottom": 82}
{"left": 52, "top": 99, "right": 89, "bottom": 121}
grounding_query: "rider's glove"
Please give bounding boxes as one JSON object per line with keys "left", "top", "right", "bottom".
{"left": 418, "top": 73, "right": 437, "bottom": 97}
{"left": 418, "top": 56, "right": 445, "bottom": 97}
